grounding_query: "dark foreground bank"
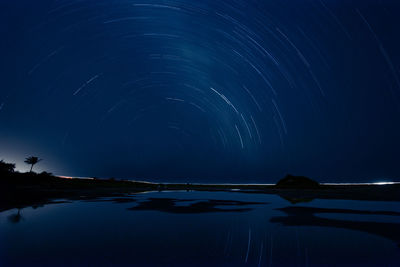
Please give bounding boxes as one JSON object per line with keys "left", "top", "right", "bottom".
{"left": 1, "top": 172, "right": 399, "bottom": 212}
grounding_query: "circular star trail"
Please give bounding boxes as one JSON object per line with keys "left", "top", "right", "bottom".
{"left": 1, "top": 0, "right": 400, "bottom": 182}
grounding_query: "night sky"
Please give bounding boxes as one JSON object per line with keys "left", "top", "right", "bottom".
{"left": 1, "top": 0, "right": 400, "bottom": 183}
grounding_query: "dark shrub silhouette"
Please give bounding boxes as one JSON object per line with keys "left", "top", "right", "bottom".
{"left": 0, "top": 160, "right": 15, "bottom": 174}
{"left": 275, "top": 174, "right": 319, "bottom": 189}
{"left": 24, "top": 156, "right": 42, "bottom": 172}
{"left": 39, "top": 171, "right": 53, "bottom": 177}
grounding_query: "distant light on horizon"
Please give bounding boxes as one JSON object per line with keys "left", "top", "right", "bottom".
{"left": 322, "top": 182, "right": 399, "bottom": 186}
{"left": 371, "top": 181, "right": 398, "bottom": 185}
{"left": 58, "top": 175, "right": 94, "bottom": 180}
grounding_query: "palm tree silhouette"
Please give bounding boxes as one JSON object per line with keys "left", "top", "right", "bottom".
{"left": 24, "top": 156, "right": 42, "bottom": 172}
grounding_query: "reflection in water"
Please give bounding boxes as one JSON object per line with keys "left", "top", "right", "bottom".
{"left": 128, "top": 198, "right": 267, "bottom": 213}
{"left": 1, "top": 192, "right": 400, "bottom": 266}
{"left": 6, "top": 200, "right": 72, "bottom": 224}
{"left": 7, "top": 209, "right": 22, "bottom": 224}
{"left": 278, "top": 194, "right": 315, "bottom": 204}
{"left": 271, "top": 206, "right": 400, "bottom": 247}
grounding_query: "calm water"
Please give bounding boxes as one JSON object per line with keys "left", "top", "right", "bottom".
{"left": 1, "top": 191, "right": 400, "bottom": 266}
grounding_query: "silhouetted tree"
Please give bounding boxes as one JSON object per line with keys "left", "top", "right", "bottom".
{"left": 0, "top": 160, "right": 15, "bottom": 174}
{"left": 24, "top": 156, "right": 42, "bottom": 172}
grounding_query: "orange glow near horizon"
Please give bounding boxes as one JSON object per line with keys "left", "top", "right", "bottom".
{"left": 58, "top": 175, "right": 94, "bottom": 180}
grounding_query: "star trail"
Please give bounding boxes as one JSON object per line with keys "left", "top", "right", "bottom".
{"left": 0, "top": 0, "right": 399, "bottom": 182}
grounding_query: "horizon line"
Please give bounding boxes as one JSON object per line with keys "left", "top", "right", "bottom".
{"left": 57, "top": 176, "right": 400, "bottom": 186}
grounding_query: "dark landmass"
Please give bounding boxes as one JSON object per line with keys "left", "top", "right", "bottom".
{"left": 1, "top": 171, "right": 400, "bottom": 212}
{"left": 275, "top": 174, "right": 319, "bottom": 188}
{"left": 0, "top": 172, "right": 157, "bottom": 212}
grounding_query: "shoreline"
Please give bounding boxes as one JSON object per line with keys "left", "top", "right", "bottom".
{"left": 1, "top": 175, "right": 400, "bottom": 212}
